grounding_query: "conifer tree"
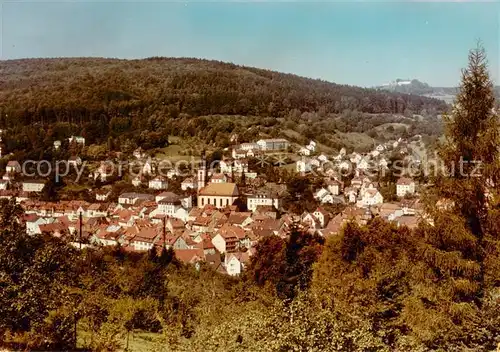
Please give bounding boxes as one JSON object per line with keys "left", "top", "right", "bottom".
{"left": 432, "top": 43, "right": 499, "bottom": 297}
{"left": 414, "top": 43, "right": 500, "bottom": 348}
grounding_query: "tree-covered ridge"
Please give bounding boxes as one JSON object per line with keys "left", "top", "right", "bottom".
{"left": 0, "top": 57, "right": 447, "bottom": 127}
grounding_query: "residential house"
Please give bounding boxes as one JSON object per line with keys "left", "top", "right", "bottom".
{"left": 226, "top": 213, "right": 253, "bottom": 228}
{"left": 233, "top": 159, "right": 249, "bottom": 174}
{"left": 299, "top": 147, "right": 311, "bottom": 156}
{"left": 118, "top": 193, "right": 155, "bottom": 205}
{"left": 317, "top": 154, "right": 328, "bottom": 163}
{"left": 225, "top": 252, "right": 250, "bottom": 276}
{"left": 181, "top": 177, "right": 197, "bottom": 191}
{"left": 210, "top": 173, "right": 227, "bottom": 183}
{"left": 358, "top": 189, "right": 383, "bottom": 207}
{"left": 338, "top": 160, "right": 351, "bottom": 170}
{"left": 325, "top": 179, "right": 341, "bottom": 196}
{"left": 313, "top": 208, "right": 330, "bottom": 228}
{"left": 130, "top": 229, "right": 159, "bottom": 251}
{"left": 95, "top": 189, "right": 111, "bottom": 201}
{"left": 301, "top": 212, "right": 320, "bottom": 229}
{"left": 68, "top": 136, "right": 85, "bottom": 146}
{"left": 0, "top": 179, "right": 8, "bottom": 190}
{"left": 247, "top": 189, "right": 281, "bottom": 211}
{"left": 396, "top": 177, "right": 416, "bottom": 197}
{"left": 22, "top": 180, "right": 46, "bottom": 193}
{"left": 239, "top": 142, "right": 259, "bottom": 151}
{"left": 220, "top": 159, "right": 233, "bottom": 174}
{"left": 350, "top": 153, "right": 362, "bottom": 164}
{"left": 212, "top": 231, "right": 239, "bottom": 253}
{"left": 296, "top": 159, "right": 312, "bottom": 174}
{"left": 142, "top": 159, "right": 154, "bottom": 175}
{"left": 149, "top": 176, "right": 168, "bottom": 190}
{"left": 6, "top": 161, "right": 21, "bottom": 174}
{"left": 174, "top": 249, "right": 205, "bottom": 266}
{"left": 232, "top": 149, "right": 247, "bottom": 159}
{"left": 131, "top": 175, "right": 145, "bottom": 187}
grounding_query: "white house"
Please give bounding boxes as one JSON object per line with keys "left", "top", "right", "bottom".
{"left": 0, "top": 180, "right": 8, "bottom": 190}
{"left": 68, "top": 136, "right": 85, "bottom": 146}
{"left": 142, "top": 159, "right": 154, "bottom": 175}
{"left": 345, "top": 188, "right": 358, "bottom": 203}
{"left": 315, "top": 188, "right": 336, "bottom": 204}
{"left": 326, "top": 179, "right": 341, "bottom": 196}
{"left": 131, "top": 176, "right": 144, "bottom": 187}
{"left": 232, "top": 149, "right": 247, "bottom": 159}
{"left": 210, "top": 173, "right": 227, "bottom": 183}
{"left": 317, "top": 154, "right": 328, "bottom": 163}
{"left": 313, "top": 208, "right": 330, "bottom": 228}
{"left": 233, "top": 159, "right": 248, "bottom": 174}
{"left": 6, "top": 161, "right": 21, "bottom": 174}
{"left": 22, "top": 180, "right": 46, "bottom": 193}
{"left": 350, "top": 153, "right": 362, "bottom": 164}
{"left": 358, "top": 189, "right": 383, "bottom": 207}
{"left": 220, "top": 159, "right": 233, "bottom": 174}
{"left": 299, "top": 147, "right": 311, "bottom": 156}
{"left": 95, "top": 189, "right": 111, "bottom": 201}
{"left": 357, "top": 157, "right": 370, "bottom": 170}
{"left": 212, "top": 232, "right": 239, "bottom": 254}
{"left": 247, "top": 190, "right": 281, "bottom": 211}
{"left": 239, "top": 142, "right": 259, "bottom": 151}
{"left": 396, "top": 177, "right": 416, "bottom": 197}
{"left": 118, "top": 192, "right": 154, "bottom": 205}
{"left": 225, "top": 252, "right": 249, "bottom": 276}
{"left": 148, "top": 176, "right": 168, "bottom": 190}
{"left": 296, "top": 159, "right": 312, "bottom": 174}
{"left": 338, "top": 160, "right": 351, "bottom": 171}
{"left": 156, "top": 193, "right": 187, "bottom": 219}
{"left": 181, "top": 177, "right": 197, "bottom": 191}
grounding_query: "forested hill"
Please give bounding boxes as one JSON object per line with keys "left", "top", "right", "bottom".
{"left": 0, "top": 57, "right": 447, "bottom": 127}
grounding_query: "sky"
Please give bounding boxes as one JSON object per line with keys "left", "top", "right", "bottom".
{"left": 0, "top": 0, "right": 499, "bottom": 87}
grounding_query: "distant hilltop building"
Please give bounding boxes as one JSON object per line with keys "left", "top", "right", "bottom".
{"left": 381, "top": 79, "right": 412, "bottom": 87}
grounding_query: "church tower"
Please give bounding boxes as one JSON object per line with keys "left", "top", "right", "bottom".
{"left": 197, "top": 154, "right": 207, "bottom": 193}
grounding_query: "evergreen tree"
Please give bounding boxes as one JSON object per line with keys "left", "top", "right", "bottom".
{"left": 415, "top": 43, "right": 500, "bottom": 348}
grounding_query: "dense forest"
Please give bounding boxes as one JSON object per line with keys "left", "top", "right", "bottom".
{"left": 0, "top": 58, "right": 448, "bottom": 161}
{"left": 0, "top": 57, "right": 447, "bottom": 124}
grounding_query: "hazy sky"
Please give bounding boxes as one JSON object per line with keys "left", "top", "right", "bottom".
{"left": 1, "top": 1, "right": 499, "bottom": 87}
